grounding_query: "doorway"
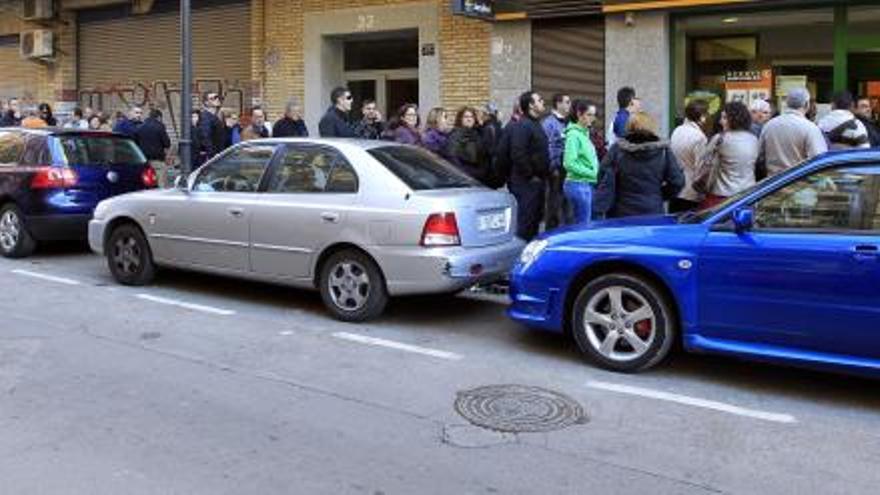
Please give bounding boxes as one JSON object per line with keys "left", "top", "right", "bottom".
{"left": 343, "top": 30, "right": 420, "bottom": 122}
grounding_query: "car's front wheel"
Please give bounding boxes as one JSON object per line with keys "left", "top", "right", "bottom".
{"left": 319, "top": 249, "right": 388, "bottom": 322}
{"left": 571, "top": 273, "right": 675, "bottom": 372}
{"left": 106, "top": 224, "right": 155, "bottom": 286}
{"left": 0, "top": 204, "right": 36, "bottom": 258}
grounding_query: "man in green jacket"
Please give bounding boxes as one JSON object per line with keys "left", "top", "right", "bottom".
{"left": 563, "top": 100, "right": 599, "bottom": 225}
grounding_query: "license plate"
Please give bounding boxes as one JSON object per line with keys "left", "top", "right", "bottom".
{"left": 478, "top": 211, "right": 506, "bottom": 231}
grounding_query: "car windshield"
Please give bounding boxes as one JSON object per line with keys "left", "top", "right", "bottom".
{"left": 367, "top": 145, "right": 480, "bottom": 190}
{"left": 57, "top": 135, "right": 147, "bottom": 166}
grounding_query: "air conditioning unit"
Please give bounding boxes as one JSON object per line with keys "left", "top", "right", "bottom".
{"left": 22, "top": 0, "right": 55, "bottom": 21}
{"left": 20, "top": 30, "right": 54, "bottom": 59}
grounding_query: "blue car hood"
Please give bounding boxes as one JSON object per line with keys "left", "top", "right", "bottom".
{"left": 543, "top": 214, "right": 702, "bottom": 248}
{"left": 546, "top": 215, "right": 678, "bottom": 236}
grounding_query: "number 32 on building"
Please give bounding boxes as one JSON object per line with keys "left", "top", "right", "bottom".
{"left": 356, "top": 14, "right": 376, "bottom": 31}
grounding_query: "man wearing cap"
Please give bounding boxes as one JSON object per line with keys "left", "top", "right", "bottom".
{"left": 758, "top": 88, "right": 828, "bottom": 177}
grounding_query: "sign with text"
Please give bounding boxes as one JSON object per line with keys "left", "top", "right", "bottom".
{"left": 452, "top": 0, "right": 494, "bottom": 20}
{"left": 725, "top": 69, "right": 772, "bottom": 106}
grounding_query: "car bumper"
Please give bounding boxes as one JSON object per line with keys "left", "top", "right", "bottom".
{"left": 507, "top": 264, "right": 566, "bottom": 333}
{"left": 374, "top": 238, "right": 526, "bottom": 296}
{"left": 25, "top": 214, "right": 92, "bottom": 241}
{"left": 88, "top": 218, "right": 108, "bottom": 255}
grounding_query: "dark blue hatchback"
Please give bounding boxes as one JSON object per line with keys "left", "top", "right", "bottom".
{"left": 509, "top": 149, "right": 880, "bottom": 377}
{"left": 0, "top": 128, "right": 156, "bottom": 257}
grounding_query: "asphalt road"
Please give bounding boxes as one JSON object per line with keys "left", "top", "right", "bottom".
{"left": 2, "top": 243, "right": 879, "bottom": 494}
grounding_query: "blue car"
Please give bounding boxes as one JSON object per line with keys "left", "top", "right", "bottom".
{"left": 0, "top": 128, "right": 156, "bottom": 258}
{"left": 509, "top": 149, "right": 880, "bottom": 375}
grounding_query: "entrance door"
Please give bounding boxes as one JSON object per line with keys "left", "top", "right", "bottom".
{"left": 345, "top": 70, "right": 419, "bottom": 121}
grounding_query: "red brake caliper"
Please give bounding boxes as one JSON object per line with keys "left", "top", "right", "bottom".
{"left": 634, "top": 319, "right": 652, "bottom": 339}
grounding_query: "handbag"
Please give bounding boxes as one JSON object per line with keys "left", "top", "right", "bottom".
{"left": 693, "top": 134, "right": 723, "bottom": 197}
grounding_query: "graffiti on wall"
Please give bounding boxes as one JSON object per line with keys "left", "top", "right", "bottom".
{"left": 78, "top": 78, "right": 258, "bottom": 137}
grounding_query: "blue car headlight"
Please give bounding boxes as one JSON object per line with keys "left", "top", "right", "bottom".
{"left": 519, "top": 239, "right": 548, "bottom": 270}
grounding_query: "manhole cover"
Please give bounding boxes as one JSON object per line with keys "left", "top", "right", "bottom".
{"left": 454, "top": 385, "right": 588, "bottom": 433}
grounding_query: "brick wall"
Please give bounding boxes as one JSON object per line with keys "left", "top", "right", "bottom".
{"left": 259, "top": 0, "right": 491, "bottom": 117}
{"left": 438, "top": 3, "right": 490, "bottom": 109}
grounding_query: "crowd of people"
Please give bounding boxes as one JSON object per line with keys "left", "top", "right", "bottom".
{"left": 3, "top": 83, "right": 880, "bottom": 240}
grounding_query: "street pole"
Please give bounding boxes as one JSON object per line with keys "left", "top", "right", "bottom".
{"left": 179, "top": 0, "right": 192, "bottom": 176}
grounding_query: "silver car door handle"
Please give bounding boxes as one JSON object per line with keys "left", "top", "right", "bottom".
{"left": 320, "top": 212, "right": 340, "bottom": 223}
{"left": 227, "top": 207, "right": 245, "bottom": 218}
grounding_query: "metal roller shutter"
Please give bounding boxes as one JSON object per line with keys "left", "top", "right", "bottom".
{"left": 0, "top": 35, "right": 44, "bottom": 101}
{"left": 78, "top": 0, "right": 251, "bottom": 137}
{"left": 532, "top": 17, "right": 605, "bottom": 119}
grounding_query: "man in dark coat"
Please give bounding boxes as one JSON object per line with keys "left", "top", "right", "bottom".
{"left": 113, "top": 107, "right": 143, "bottom": 137}
{"left": 273, "top": 100, "right": 309, "bottom": 138}
{"left": 354, "top": 99, "right": 385, "bottom": 140}
{"left": 198, "top": 92, "right": 227, "bottom": 159}
{"left": 502, "top": 90, "right": 550, "bottom": 241}
{"left": 856, "top": 97, "right": 880, "bottom": 147}
{"left": 134, "top": 109, "right": 171, "bottom": 186}
{"left": 318, "top": 86, "right": 356, "bottom": 138}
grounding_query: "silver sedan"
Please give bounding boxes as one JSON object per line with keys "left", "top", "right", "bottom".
{"left": 89, "top": 139, "right": 524, "bottom": 321}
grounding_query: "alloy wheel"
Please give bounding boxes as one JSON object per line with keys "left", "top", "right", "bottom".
{"left": 0, "top": 210, "right": 21, "bottom": 253}
{"left": 112, "top": 235, "right": 142, "bottom": 276}
{"left": 327, "top": 261, "right": 371, "bottom": 312}
{"left": 583, "top": 286, "right": 656, "bottom": 363}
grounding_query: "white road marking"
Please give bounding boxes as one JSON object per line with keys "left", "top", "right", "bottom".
{"left": 332, "top": 332, "right": 463, "bottom": 361}
{"left": 279, "top": 331, "right": 294, "bottom": 336}
{"left": 135, "top": 294, "right": 236, "bottom": 316}
{"left": 586, "top": 380, "right": 798, "bottom": 424}
{"left": 11, "top": 269, "right": 81, "bottom": 286}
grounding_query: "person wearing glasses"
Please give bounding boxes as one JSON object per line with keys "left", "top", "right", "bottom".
{"left": 318, "top": 86, "right": 356, "bottom": 138}
{"left": 199, "top": 92, "right": 227, "bottom": 158}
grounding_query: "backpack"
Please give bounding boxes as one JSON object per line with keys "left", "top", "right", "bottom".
{"left": 486, "top": 126, "right": 512, "bottom": 189}
{"left": 592, "top": 145, "right": 619, "bottom": 219}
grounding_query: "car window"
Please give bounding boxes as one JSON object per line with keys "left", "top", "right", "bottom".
{"left": 57, "top": 135, "right": 146, "bottom": 166}
{"left": 753, "top": 165, "right": 880, "bottom": 232}
{"left": 21, "top": 135, "right": 50, "bottom": 166}
{"left": 193, "top": 144, "right": 276, "bottom": 193}
{"left": 0, "top": 131, "right": 25, "bottom": 166}
{"left": 367, "top": 145, "right": 479, "bottom": 190}
{"left": 267, "top": 145, "right": 358, "bottom": 193}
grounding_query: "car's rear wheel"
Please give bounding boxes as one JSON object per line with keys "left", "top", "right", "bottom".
{"left": 319, "top": 249, "right": 388, "bottom": 322}
{"left": 0, "top": 204, "right": 36, "bottom": 258}
{"left": 107, "top": 224, "right": 155, "bottom": 286}
{"left": 571, "top": 273, "right": 675, "bottom": 372}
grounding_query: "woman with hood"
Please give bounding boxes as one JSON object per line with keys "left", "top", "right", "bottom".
{"left": 562, "top": 100, "right": 600, "bottom": 225}
{"left": 422, "top": 107, "right": 451, "bottom": 159}
{"left": 445, "top": 106, "right": 490, "bottom": 184}
{"left": 596, "top": 111, "right": 684, "bottom": 218}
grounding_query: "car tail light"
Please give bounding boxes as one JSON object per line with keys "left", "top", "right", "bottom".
{"left": 142, "top": 166, "right": 158, "bottom": 188}
{"left": 421, "top": 212, "right": 460, "bottom": 247}
{"left": 31, "top": 166, "right": 78, "bottom": 189}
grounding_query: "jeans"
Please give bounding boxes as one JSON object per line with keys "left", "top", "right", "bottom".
{"left": 509, "top": 178, "right": 546, "bottom": 241}
{"left": 563, "top": 180, "right": 593, "bottom": 225}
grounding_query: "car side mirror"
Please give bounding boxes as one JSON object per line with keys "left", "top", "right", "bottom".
{"left": 732, "top": 207, "right": 754, "bottom": 233}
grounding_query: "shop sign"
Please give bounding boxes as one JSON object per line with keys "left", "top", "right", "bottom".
{"left": 452, "top": 0, "right": 494, "bottom": 20}
{"left": 725, "top": 69, "right": 772, "bottom": 106}
{"left": 725, "top": 71, "right": 765, "bottom": 83}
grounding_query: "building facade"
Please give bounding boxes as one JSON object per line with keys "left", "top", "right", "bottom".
{"left": 603, "top": 0, "right": 880, "bottom": 136}
{"left": 1, "top": 0, "right": 534, "bottom": 136}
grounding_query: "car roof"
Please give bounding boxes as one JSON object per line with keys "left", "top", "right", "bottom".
{"left": 245, "top": 137, "right": 403, "bottom": 151}
{"left": 1, "top": 127, "right": 131, "bottom": 139}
